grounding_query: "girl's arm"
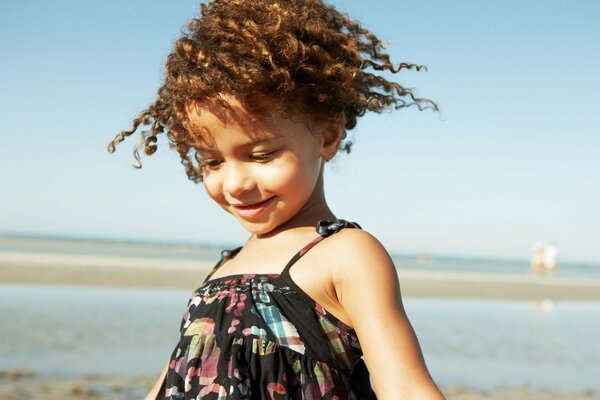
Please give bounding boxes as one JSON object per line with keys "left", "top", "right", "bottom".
{"left": 144, "top": 360, "right": 168, "bottom": 400}
{"left": 331, "top": 230, "right": 446, "bottom": 399}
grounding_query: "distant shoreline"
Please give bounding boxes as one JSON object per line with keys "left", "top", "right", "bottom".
{"left": 3, "top": 233, "right": 599, "bottom": 269}
{"left": 2, "top": 250, "right": 599, "bottom": 300}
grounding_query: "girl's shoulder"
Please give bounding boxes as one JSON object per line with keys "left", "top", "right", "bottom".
{"left": 305, "top": 224, "right": 402, "bottom": 330}
{"left": 322, "top": 225, "right": 393, "bottom": 262}
{"left": 312, "top": 225, "right": 397, "bottom": 285}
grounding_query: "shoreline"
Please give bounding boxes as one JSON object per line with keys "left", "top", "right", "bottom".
{"left": 1, "top": 251, "right": 600, "bottom": 299}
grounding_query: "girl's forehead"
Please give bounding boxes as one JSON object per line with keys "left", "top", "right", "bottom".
{"left": 185, "top": 96, "right": 310, "bottom": 150}
{"left": 190, "top": 94, "right": 301, "bottom": 129}
{"left": 186, "top": 98, "right": 261, "bottom": 142}
{"left": 186, "top": 95, "right": 255, "bottom": 128}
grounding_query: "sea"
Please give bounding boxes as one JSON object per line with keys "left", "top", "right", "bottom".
{"left": 1, "top": 234, "right": 599, "bottom": 392}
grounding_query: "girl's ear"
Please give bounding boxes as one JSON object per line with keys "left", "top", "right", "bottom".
{"left": 319, "top": 112, "right": 345, "bottom": 161}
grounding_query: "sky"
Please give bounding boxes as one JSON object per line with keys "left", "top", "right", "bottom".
{"left": 1, "top": 0, "right": 599, "bottom": 264}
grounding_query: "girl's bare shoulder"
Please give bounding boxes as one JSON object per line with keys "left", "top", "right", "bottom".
{"left": 315, "top": 227, "right": 397, "bottom": 283}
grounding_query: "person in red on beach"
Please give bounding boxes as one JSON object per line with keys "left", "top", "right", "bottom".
{"left": 108, "top": 0, "right": 444, "bottom": 398}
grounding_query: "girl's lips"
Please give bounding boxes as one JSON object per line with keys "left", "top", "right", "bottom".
{"left": 231, "top": 197, "right": 275, "bottom": 218}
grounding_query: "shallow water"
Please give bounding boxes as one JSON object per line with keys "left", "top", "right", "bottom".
{"left": 0, "top": 283, "right": 598, "bottom": 391}
{"left": 406, "top": 298, "right": 600, "bottom": 391}
{"left": 0, "top": 284, "right": 185, "bottom": 378}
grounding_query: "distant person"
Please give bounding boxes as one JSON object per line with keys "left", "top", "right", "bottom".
{"left": 108, "top": 1, "right": 444, "bottom": 399}
{"left": 543, "top": 243, "right": 559, "bottom": 273}
{"left": 531, "top": 241, "right": 546, "bottom": 274}
{"left": 531, "top": 241, "right": 559, "bottom": 275}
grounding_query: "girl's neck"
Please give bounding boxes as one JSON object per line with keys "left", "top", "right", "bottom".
{"left": 254, "top": 203, "right": 335, "bottom": 241}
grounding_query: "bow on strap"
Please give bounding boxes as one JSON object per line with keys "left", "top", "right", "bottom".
{"left": 316, "top": 219, "right": 362, "bottom": 236}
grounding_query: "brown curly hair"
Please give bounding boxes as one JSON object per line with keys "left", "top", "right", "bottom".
{"left": 107, "top": 0, "right": 436, "bottom": 183}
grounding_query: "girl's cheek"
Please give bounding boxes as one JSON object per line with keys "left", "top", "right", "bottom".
{"left": 264, "top": 155, "right": 310, "bottom": 180}
{"left": 259, "top": 162, "right": 300, "bottom": 188}
{"left": 202, "top": 175, "right": 223, "bottom": 203}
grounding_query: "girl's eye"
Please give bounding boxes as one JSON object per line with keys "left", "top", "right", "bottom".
{"left": 250, "top": 151, "right": 277, "bottom": 161}
{"left": 200, "top": 159, "right": 223, "bottom": 170}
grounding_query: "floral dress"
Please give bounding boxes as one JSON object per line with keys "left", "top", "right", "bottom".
{"left": 158, "top": 220, "right": 377, "bottom": 399}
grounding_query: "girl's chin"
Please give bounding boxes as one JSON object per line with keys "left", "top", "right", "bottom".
{"left": 242, "top": 225, "right": 279, "bottom": 237}
{"left": 234, "top": 215, "right": 295, "bottom": 236}
{"left": 234, "top": 218, "right": 277, "bottom": 235}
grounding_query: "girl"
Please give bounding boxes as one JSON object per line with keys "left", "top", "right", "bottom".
{"left": 108, "top": 0, "right": 445, "bottom": 398}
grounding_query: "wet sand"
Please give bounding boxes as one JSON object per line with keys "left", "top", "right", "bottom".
{"left": 1, "top": 250, "right": 599, "bottom": 299}
{"left": 0, "top": 370, "right": 598, "bottom": 400}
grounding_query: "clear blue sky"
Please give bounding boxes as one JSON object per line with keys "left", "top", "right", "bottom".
{"left": 1, "top": 1, "right": 599, "bottom": 264}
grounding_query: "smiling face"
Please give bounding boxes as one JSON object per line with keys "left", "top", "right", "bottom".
{"left": 186, "top": 96, "right": 342, "bottom": 236}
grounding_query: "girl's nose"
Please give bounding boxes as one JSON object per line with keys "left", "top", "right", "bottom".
{"left": 222, "top": 162, "right": 255, "bottom": 196}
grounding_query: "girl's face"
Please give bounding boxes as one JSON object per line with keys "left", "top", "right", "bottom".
{"left": 187, "top": 97, "right": 338, "bottom": 236}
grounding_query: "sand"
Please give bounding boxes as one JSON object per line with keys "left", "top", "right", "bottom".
{"left": 1, "top": 250, "right": 599, "bottom": 299}
{"left": 0, "top": 369, "right": 598, "bottom": 399}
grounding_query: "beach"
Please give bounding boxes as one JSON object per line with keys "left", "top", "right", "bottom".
{"left": 1, "top": 249, "right": 599, "bottom": 299}
{"left": 1, "top": 371, "right": 598, "bottom": 400}
{"left": 1, "top": 239, "right": 600, "bottom": 399}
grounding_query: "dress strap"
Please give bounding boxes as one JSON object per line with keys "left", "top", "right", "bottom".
{"left": 281, "top": 219, "right": 361, "bottom": 276}
{"left": 202, "top": 246, "right": 242, "bottom": 284}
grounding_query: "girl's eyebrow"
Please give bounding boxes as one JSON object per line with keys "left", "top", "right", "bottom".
{"left": 242, "top": 135, "right": 284, "bottom": 147}
{"left": 198, "top": 135, "right": 284, "bottom": 153}
{"left": 197, "top": 147, "right": 217, "bottom": 155}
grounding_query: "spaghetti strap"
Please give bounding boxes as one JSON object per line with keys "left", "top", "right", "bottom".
{"left": 281, "top": 219, "right": 361, "bottom": 277}
{"left": 202, "top": 220, "right": 360, "bottom": 284}
{"left": 202, "top": 246, "right": 242, "bottom": 284}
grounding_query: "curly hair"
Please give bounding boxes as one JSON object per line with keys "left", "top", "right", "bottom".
{"left": 107, "top": 0, "right": 436, "bottom": 182}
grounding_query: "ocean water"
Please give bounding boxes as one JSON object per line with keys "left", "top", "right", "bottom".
{"left": 2, "top": 234, "right": 599, "bottom": 279}
{"left": 0, "top": 235, "right": 223, "bottom": 261}
{"left": 0, "top": 283, "right": 598, "bottom": 391}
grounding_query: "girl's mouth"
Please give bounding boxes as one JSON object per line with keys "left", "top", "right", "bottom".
{"left": 231, "top": 197, "right": 275, "bottom": 218}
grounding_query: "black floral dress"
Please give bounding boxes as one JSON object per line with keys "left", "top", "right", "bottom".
{"left": 158, "top": 220, "right": 377, "bottom": 399}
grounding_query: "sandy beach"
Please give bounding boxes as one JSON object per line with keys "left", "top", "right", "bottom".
{"left": 1, "top": 369, "right": 598, "bottom": 400}
{"left": 1, "top": 249, "right": 599, "bottom": 299}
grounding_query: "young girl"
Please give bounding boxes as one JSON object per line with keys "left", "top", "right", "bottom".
{"left": 109, "top": 0, "right": 445, "bottom": 398}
